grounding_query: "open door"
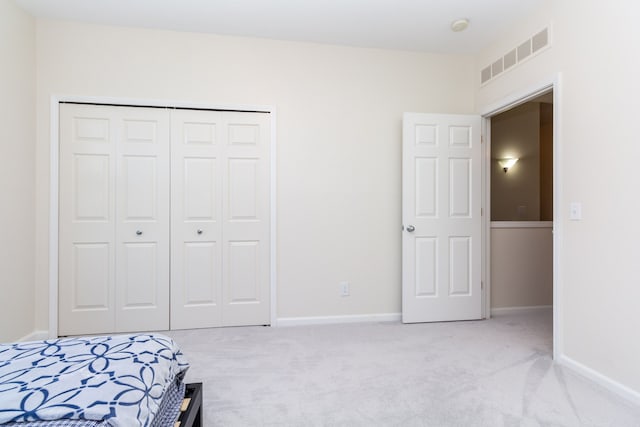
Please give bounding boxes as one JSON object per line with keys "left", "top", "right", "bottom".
{"left": 402, "top": 113, "right": 482, "bottom": 323}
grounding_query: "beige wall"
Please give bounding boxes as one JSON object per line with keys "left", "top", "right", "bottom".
{"left": 6, "top": 0, "right": 640, "bottom": 401}
{"left": 0, "top": 0, "right": 36, "bottom": 342}
{"left": 477, "top": 0, "right": 640, "bottom": 393}
{"left": 491, "top": 225, "right": 553, "bottom": 308}
{"left": 491, "top": 102, "right": 540, "bottom": 220}
{"left": 34, "top": 20, "right": 476, "bottom": 328}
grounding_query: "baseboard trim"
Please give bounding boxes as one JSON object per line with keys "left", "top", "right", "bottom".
{"left": 276, "top": 313, "right": 401, "bottom": 327}
{"left": 558, "top": 354, "right": 640, "bottom": 406}
{"left": 491, "top": 305, "right": 552, "bottom": 316}
{"left": 18, "top": 330, "right": 49, "bottom": 342}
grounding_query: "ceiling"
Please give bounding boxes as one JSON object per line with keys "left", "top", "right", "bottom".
{"left": 14, "top": 0, "right": 544, "bottom": 54}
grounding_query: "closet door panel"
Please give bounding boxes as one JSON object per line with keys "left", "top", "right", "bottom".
{"left": 170, "top": 110, "right": 223, "bottom": 329}
{"left": 71, "top": 243, "right": 110, "bottom": 311}
{"left": 120, "top": 242, "right": 158, "bottom": 306}
{"left": 59, "top": 104, "right": 170, "bottom": 336}
{"left": 183, "top": 242, "right": 219, "bottom": 304}
{"left": 228, "top": 158, "right": 258, "bottom": 220}
{"left": 59, "top": 104, "right": 117, "bottom": 335}
{"left": 122, "top": 156, "right": 157, "bottom": 219}
{"left": 73, "top": 154, "right": 110, "bottom": 220}
{"left": 227, "top": 240, "right": 260, "bottom": 303}
{"left": 222, "top": 112, "right": 270, "bottom": 326}
{"left": 184, "top": 158, "right": 218, "bottom": 220}
{"left": 115, "top": 107, "right": 170, "bottom": 332}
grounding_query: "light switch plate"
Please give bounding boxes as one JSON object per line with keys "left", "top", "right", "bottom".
{"left": 569, "top": 202, "right": 582, "bottom": 220}
{"left": 340, "top": 281, "right": 350, "bottom": 297}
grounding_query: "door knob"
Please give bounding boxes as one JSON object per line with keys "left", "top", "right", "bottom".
{"left": 197, "top": 229, "right": 203, "bottom": 235}
{"left": 406, "top": 225, "right": 415, "bottom": 232}
{"left": 136, "top": 230, "right": 143, "bottom": 236}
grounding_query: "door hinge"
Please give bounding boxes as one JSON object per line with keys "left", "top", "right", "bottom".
{"left": 481, "top": 208, "right": 483, "bottom": 216}
{"left": 481, "top": 281, "right": 484, "bottom": 290}
{"left": 481, "top": 135, "right": 484, "bottom": 144}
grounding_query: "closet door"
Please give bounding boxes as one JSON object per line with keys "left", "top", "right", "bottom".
{"left": 171, "top": 110, "right": 271, "bottom": 329}
{"left": 114, "top": 107, "right": 170, "bottom": 332}
{"left": 59, "top": 104, "right": 116, "bottom": 335}
{"left": 170, "top": 110, "right": 224, "bottom": 329}
{"left": 59, "top": 104, "right": 170, "bottom": 335}
{"left": 221, "top": 112, "right": 271, "bottom": 326}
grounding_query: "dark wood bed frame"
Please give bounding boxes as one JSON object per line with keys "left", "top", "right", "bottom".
{"left": 175, "top": 383, "right": 203, "bottom": 427}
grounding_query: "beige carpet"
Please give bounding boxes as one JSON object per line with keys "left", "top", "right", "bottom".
{"left": 165, "top": 310, "right": 640, "bottom": 426}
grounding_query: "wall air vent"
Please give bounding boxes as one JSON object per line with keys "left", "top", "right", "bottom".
{"left": 480, "top": 27, "right": 551, "bottom": 86}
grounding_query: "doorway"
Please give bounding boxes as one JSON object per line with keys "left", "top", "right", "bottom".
{"left": 483, "top": 84, "right": 558, "bottom": 359}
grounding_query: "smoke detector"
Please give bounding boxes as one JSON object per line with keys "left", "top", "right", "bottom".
{"left": 451, "top": 18, "right": 469, "bottom": 32}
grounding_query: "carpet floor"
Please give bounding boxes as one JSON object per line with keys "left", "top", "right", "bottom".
{"left": 165, "top": 310, "right": 640, "bottom": 426}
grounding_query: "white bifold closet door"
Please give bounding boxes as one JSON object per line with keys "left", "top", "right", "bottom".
{"left": 59, "top": 104, "right": 271, "bottom": 335}
{"left": 59, "top": 104, "right": 170, "bottom": 335}
{"left": 170, "top": 110, "right": 271, "bottom": 329}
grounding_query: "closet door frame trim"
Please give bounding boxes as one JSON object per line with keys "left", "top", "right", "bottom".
{"left": 49, "top": 95, "right": 278, "bottom": 338}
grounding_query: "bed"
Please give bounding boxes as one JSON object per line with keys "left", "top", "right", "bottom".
{"left": 0, "top": 334, "right": 202, "bottom": 427}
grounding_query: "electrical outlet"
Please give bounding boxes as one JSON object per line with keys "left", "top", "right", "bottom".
{"left": 340, "top": 281, "right": 350, "bottom": 297}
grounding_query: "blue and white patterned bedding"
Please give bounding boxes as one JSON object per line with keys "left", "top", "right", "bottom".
{"left": 0, "top": 334, "right": 189, "bottom": 427}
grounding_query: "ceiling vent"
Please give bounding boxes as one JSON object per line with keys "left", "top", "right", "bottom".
{"left": 481, "top": 27, "right": 550, "bottom": 85}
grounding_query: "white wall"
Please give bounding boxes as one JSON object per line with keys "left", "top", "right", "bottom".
{"left": 491, "top": 225, "right": 553, "bottom": 308}
{"left": 0, "top": 0, "right": 36, "bottom": 342}
{"left": 477, "top": 0, "right": 640, "bottom": 394}
{"left": 34, "top": 20, "right": 476, "bottom": 329}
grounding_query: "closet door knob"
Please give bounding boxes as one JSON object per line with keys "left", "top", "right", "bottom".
{"left": 197, "top": 229, "right": 203, "bottom": 235}
{"left": 406, "top": 225, "right": 415, "bottom": 232}
{"left": 136, "top": 230, "right": 143, "bottom": 236}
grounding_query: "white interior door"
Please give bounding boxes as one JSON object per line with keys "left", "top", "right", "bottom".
{"left": 402, "top": 113, "right": 482, "bottom": 323}
{"left": 171, "top": 110, "right": 271, "bottom": 329}
{"left": 59, "top": 104, "right": 170, "bottom": 335}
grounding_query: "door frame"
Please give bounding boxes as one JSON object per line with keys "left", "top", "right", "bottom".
{"left": 480, "top": 74, "right": 562, "bottom": 360}
{"left": 48, "top": 95, "right": 278, "bottom": 338}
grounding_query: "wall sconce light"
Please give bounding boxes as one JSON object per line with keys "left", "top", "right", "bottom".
{"left": 498, "top": 158, "right": 519, "bottom": 173}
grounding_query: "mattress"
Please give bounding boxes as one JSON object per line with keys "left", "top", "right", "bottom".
{"left": 0, "top": 334, "right": 189, "bottom": 427}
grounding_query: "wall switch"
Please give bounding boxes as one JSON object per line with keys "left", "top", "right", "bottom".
{"left": 340, "top": 281, "right": 350, "bottom": 297}
{"left": 569, "top": 202, "right": 582, "bottom": 220}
